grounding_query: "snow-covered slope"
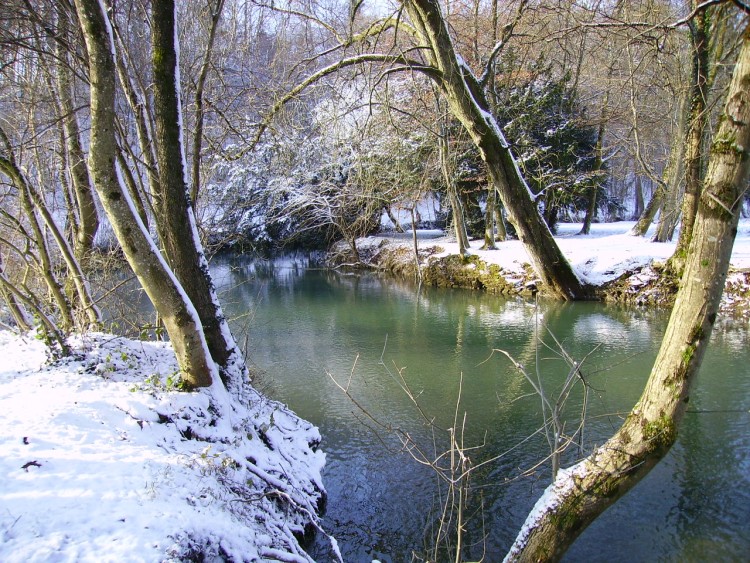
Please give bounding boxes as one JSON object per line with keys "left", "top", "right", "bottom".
{"left": 0, "top": 332, "right": 332, "bottom": 562}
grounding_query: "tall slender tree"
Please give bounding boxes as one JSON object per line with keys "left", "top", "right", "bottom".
{"left": 150, "top": 0, "right": 248, "bottom": 388}
{"left": 73, "top": 0, "right": 217, "bottom": 388}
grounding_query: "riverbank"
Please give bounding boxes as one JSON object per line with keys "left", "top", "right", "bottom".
{"left": 340, "top": 220, "right": 750, "bottom": 320}
{"left": 0, "top": 331, "right": 333, "bottom": 562}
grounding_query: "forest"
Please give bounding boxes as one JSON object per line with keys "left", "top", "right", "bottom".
{"left": 1, "top": 0, "right": 750, "bottom": 561}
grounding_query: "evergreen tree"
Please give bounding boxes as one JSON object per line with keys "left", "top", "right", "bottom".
{"left": 495, "top": 63, "right": 605, "bottom": 231}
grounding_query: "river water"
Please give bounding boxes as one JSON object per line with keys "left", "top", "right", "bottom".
{"left": 209, "top": 254, "right": 750, "bottom": 562}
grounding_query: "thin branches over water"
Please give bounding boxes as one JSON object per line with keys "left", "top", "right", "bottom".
{"left": 327, "top": 318, "right": 602, "bottom": 560}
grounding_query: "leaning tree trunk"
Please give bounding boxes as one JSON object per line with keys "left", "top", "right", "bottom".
{"left": 0, "top": 139, "right": 100, "bottom": 328}
{"left": 151, "top": 0, "right": 248, "bottom": 389}
{"left": 653, "top": 90, "right": 690, "bottom": 242}
{"left": 631, "top": 174, "right": 644, "bottom": 220}
{"left": 73, "top": 0, "right": 216, "bottom": 389}
{"left": 506, "top": 23, "right": 750, "bottom": 562}
{"left": 402, "top": 0, "right": 589, "bottom": 300}
{"left": 0, "top": 253, "right": 32, "bottom": 332}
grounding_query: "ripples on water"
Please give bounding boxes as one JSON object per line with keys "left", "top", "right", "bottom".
{"left": 212, "top": 255, "right": 749, "bottom": 562}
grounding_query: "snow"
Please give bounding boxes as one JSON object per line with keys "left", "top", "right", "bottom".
{"left": 373, "top": 219, "right": 750, "bottom": 286}
{"left": 0, "top": 332, "right": 328, "bottom": 562}
{"left": 502, "top": 460, "right": 589, "bottom": 562}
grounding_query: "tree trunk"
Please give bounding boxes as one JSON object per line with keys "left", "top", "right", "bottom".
{"left": 580, "top": 66, "right": 611, "bottom": 235}
{"left": 631, "top": 181, "right": 664, "bottom": 236}
{"left": 0, "top": 142, "right": 74, "bottom": 332}
{"left": 73, "top": 0, "right": 216, "bottom": 389}
{"left": 56, "top": 3, "right": 99, "bottom": 264}
{"left": 631, "top": 174, "right": 644, "bottom": 220}
{"left": 0, "top": 144, "right": 100, "bottom": 328}
{"left": 384, "top": 204, "right": 405, "bottom": 233}
{"left": 190, "top": 0, "right": 225, "bottom": 207}
{"left": 438, "top": 126, "right": 470, "bottom": 255}
{"left": 0, "top": 250, "right": 32, "bottom": 332}
{"left": 402, "top": 0, "right": 589, "bottom": 300}
{"left": 111, "top": 21, "right": 160, "bottom": 204}
{"left": 483, "top": 183, "right": 498, "bottom": 249}
{"left": 151, "top": 0, "right": 248, "bottom": 389}
{"left": 506, "top": 24, "right": 750, "bottom": 561}
{"left": 670, "top": 4, "right": 711, "bottom": 272}
{"left": 653, "top": 91, "right": 690, "bottom": 242}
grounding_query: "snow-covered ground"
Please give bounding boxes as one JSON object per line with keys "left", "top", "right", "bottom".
{"left": 1, "top": 220, "right": 748, "bottom": 562}
{"left": 369, "top": 219, "right": 750, "bottom": 286}
{"left": 0, "top": 332, "right": 333, "bottom": 562}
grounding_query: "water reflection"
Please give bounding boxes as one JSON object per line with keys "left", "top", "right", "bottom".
{"left": 113, "top": 253, "right": 750, "bottom": 561}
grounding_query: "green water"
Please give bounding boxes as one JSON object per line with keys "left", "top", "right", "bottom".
{"left": 211, "top": 254, "right": 750, "bottom": 562}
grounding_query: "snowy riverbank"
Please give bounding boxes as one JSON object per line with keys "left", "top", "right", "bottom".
{"left": 354, "top": 220, "right": 750, "bottom": 316}
{"left": 0, "top": 331, "right": 333, "bottom": 562}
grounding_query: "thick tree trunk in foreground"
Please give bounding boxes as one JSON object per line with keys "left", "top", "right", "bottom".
{"left": 74, "top": 0, "right": 215, "bottom": 389}
{"left": 506, "top": 24, "right": 750, "bottom": 562}
{"left": 151, "top": 0, "right": 248, "bottom": 388}
{"left": 402, "top": 0, "right": 589, "bottom": 300}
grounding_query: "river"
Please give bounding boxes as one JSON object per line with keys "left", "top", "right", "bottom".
{"left": 207, "top": 254, "right": 750, "bottom": 562}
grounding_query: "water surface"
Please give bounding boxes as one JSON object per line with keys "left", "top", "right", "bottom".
{"left": 211, "top": 255, "right": 750, "bottom": 562}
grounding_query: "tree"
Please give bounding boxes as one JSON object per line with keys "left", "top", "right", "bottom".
{"left": 250, "top": 0, "right": 591, "bottom": 298}
{"left": 506, "top": 17, "right": 750, "bottom": 561}
{"left": 150, "top": 0, "right": 248, "bottom": 388}
{"left": 399, "top": 0, "right": 591, "bottom": 299}
{"left": 73, "top": 0, "right": 217, "bottom": 389}
{"left": 55, "top": 2, "right": 100, "bottom": 264}
{"left": 669, "top": 1, "right": 715, "bottom": 271}
{"left": 493, "top": 64, "right": 602, "bottom": 232}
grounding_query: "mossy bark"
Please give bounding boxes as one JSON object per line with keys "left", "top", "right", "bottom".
{"left": 151, "top": 0, "right": 247, "bottom": 388}
{"left": 74, "top": 0, "right": 214, "bottom": 388}
{"left": 507, "top": 24, "right": 750, "bottom": 561}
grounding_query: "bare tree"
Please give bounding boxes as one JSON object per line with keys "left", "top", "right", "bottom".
{"left": 73, "top": 0, "right": 217, "bottom": 388}
{"left": 507, "top": 16, "right": 750, "bottom": 560}
{"left": 150, "top": 0, "right": 249, "bottom": 388}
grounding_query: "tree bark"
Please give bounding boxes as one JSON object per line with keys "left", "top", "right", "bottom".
{"left": 483, "top": 183, "right": 498, "bottom": 249}
{"left": 151, "top": 0, "right": 248, "bottom": 389}
{"left": 438, "top": 124, "right": 470, "bottom": 255}
{"left": 506, "top": 23, "right": 750, "bottom": 562}
{"left": 0, "top": 252, "right": 32, "bottom": 332}
{"left": 190, "top": 0, "right": 225, "bottom": 207}
{"left": 73, "top": 0, "right": 216, "bottom": 389}
{"left": 653, "top": 91, "right": 690, "bottom": 242}
{"left": 402, "top": 0, "right": 590, "bottom": 300}
{"left": 670, "top": 4, "right": 711, "bottom": 271}
{"left": 0, "top": 134, "right": 74, "bottom": 331}
{"left": 56, "top": 3, "right": 99, "bottom": 264}
{"left": 0, "top": 141, "right": 100, "bottom": 328}
{"left": 579, "top": 90, "right": 609, "bottom": 235}
{"left": 631, "top": 174, "right": 644, "bottom": 220}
